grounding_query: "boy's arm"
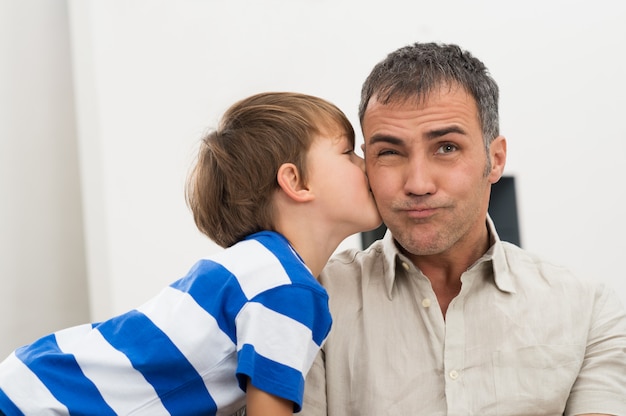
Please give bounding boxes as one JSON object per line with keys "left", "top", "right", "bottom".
{"left": 246, "top": 379, "right": 293, "bottom": 416}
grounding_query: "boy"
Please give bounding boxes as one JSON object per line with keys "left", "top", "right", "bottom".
{"left": 0, "top": 92, "right": 381, "bottom": 415}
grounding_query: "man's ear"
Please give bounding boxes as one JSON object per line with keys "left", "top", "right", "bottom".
{"left": 276, "top": 163, "right": 314, "bottom": 202}
{"left": 488, "top": 135, "right": 507, "bottom": 184}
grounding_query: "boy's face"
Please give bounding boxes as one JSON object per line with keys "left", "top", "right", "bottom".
{"left": 305, "top": 131, "right": 381, "bottom": 237}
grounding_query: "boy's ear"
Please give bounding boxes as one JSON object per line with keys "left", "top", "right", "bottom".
{"left": 276, "top": 163, "right": 314, "bottom": 202}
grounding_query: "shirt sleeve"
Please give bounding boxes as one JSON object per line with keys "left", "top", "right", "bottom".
{"left": 565, "top": 283, "right": 626, "bottom": 415}
{"left": 235, "top": 284, "right": 332, "bottom": 413}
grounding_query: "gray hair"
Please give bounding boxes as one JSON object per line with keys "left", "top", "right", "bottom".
{"left": 359, "top": 42, "right": 500, "bottom": 165}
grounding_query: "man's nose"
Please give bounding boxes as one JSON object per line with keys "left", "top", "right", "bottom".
{"left": 404, "top": 155, "right": 436, "bottom": 196}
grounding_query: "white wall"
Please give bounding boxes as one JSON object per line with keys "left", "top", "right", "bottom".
{"left": 2, "top": 0, "right": 625, "bottom": 355}
{"left": 0, "top": 0, "right": 89, "bottom": 357}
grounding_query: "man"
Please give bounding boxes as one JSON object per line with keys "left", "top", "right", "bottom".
{"left": 302, "top": 42, "right": 626, "bottom": 415}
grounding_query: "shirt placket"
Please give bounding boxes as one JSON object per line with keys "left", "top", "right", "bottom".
{"left": 443, "top": 271, "right": 475, "bottom": 416}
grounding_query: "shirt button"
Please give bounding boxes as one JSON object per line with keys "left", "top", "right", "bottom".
{"left": 421, "top": 298, "right": 431, "bottom": 308}
{"left": 449, "top": 370, "right": 459, "bottom": 380}
{"left": 401, "top": 262, "right": 410, "bottom": 271}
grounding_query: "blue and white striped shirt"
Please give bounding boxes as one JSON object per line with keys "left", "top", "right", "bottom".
{"left": 0, "top": 231, "right": 332, "bottom": 415}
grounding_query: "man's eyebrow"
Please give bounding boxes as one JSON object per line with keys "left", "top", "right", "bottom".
{"left": 367, "top": 134, "right": 404, "bottom": 146}
{"left": 426, "top": 125, "right": 466, "bottom": 139}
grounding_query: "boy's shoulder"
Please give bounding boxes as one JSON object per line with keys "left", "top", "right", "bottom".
{"left": 190, "top": 230, "right": 315, "bottom": 290}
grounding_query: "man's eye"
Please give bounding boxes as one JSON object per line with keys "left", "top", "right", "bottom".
{"left": 437, "top": 143, "right": 457, "bottom": 154}
{"left": 377, "top": 149, "right": 398, "bottom": 156}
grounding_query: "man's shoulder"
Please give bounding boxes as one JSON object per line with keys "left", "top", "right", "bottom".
{"left": 319, "top": 240, "right": 387, "bottom": 286}
{"left": 327, "top": 239, "right": 386, "bottom": 268}
{"left": 498, "top": 241, "right": 602, "bottom": 294}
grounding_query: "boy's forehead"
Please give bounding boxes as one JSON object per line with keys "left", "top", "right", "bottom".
{"left": 312, "top": 131, "right": 352, "bottom": 151}
{"left": 318, "top": 121, "right": 350, "bottom": 138}
{"left": 316, "top": 129, "right": 346, "bottom": 140}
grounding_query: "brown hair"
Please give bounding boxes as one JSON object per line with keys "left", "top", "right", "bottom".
{"left": 186, "top": 92, "right": 355, "bottom": 247}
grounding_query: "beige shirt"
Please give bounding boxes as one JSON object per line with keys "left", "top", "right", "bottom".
{"left": 302, "top": 218, "right": 626, "bottom": 416}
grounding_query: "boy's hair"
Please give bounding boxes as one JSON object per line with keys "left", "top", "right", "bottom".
{"left": 186, "top": 92, "right": 355, "bottom": 248}
{"left": 359, "top": 42, "right": 500, "bottom": 159}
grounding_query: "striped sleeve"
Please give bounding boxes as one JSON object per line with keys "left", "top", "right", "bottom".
{"left": 0, "top": 231, "right": 329, "bottom": 415}
{"left": 204, "top": 234, "right": 333, "bottom": 412}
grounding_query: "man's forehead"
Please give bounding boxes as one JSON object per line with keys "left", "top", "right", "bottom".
{"left": 373, "top": 82, "right": 469, "bottom": 104}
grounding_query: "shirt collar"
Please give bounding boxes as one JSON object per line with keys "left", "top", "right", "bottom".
{"left": 484, "top": 215, "right": 516, "bottom": 293}
{"left": 380, "top": 214, "right": 516, "bottom": 298}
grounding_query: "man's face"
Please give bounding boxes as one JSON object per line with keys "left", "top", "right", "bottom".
{"left": 362, "top": 85, "right": 506, "bottom": 260}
